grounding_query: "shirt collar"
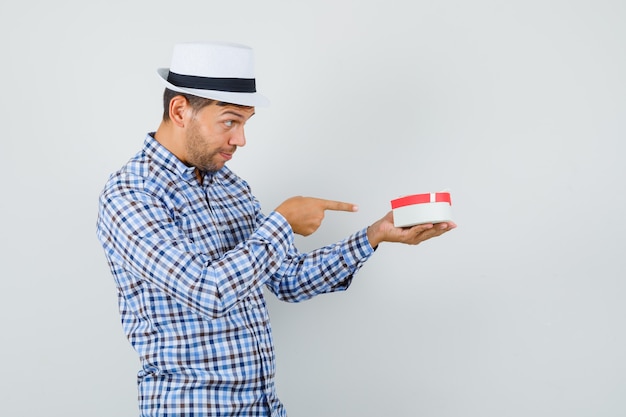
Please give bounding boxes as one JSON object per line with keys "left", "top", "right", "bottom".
{"left": 143, "top": 133, "right": 206, "bottom": 184}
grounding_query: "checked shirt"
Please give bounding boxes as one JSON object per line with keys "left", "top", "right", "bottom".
{"left": 96, "top": 134, "right": 374, "bottom": 416}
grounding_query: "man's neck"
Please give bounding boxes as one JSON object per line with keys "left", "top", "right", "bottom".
{"left": 154, "top": 121, "right": 187, "bottom": 165}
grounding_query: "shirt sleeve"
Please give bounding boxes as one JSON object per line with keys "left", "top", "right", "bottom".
{"left": 97, "top": 175, "right": 295, "bottom": 320}
{"left": 263, "top": 217, "right": 375, "bottom": 303}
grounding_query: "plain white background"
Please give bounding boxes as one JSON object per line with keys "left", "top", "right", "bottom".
{"left": 1, "top": 0, "right": 624, "bottom": 416}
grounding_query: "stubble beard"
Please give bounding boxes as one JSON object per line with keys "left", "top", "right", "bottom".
{"left": 186, "top": 122, "right": 223, "bottom": 173}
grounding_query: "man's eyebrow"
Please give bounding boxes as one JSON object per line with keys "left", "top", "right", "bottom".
{"left": 220, "top": 110, "right": 255, "bottom": 119}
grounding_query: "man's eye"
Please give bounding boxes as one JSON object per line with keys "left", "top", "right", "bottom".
{"left": 224, "top": 120, "right": 234, "bottom": 127}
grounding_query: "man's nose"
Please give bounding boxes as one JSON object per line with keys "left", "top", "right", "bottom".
{"left": 230, "top": 128, "right": 246, "bottom": 147}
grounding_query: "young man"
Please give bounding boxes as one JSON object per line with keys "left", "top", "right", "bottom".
{"left": 97, "top": 42, "right": 455, "bottom": 417}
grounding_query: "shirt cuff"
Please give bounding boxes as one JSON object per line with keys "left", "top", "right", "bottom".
{"left": 340, "top": 227, "right": 375, "bottom": 270}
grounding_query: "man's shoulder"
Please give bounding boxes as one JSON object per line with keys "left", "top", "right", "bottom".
{"left": 102, "top": 149, "right": 175, "bottom": 198}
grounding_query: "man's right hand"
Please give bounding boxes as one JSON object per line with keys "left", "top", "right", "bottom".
{"left": 275, "top": 196, "right": 358, "bottom": 236}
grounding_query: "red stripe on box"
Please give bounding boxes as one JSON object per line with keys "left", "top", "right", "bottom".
{"left": 391, "top": 192, "right": 451, "bottom": 209}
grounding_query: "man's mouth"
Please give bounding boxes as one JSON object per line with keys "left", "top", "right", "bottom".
{"left": 220, "top": 150, "right": 234, "bottom": 160}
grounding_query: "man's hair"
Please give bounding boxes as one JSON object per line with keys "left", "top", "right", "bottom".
{"left": 162, "top": 88, "right": 216, "bottom": 121}
{"left": 162, "top": 89, "right": 253, "bottom": 121}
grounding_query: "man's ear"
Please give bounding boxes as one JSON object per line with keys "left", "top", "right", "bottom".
{"left": 168, "top": 95, "right": 189, "bottom": 128}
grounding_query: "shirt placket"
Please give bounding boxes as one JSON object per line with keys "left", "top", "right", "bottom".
{"left": 200, "top": 177, "right": 230, "bottom": 256}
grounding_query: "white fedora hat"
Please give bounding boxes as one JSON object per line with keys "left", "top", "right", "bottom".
{"left": 157, "top": 42, "right": 269, "bottom": 107}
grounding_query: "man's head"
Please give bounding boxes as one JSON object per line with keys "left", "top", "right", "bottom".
{"left": 159, "top": 89, "right": 255, "bottom": 173}
{"left": 154, "top": 42, "right": 265, "bottom": 175}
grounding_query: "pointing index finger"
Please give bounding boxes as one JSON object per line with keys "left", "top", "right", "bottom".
{"left": 320, "top": 198, "right": 359, "bottom": 213}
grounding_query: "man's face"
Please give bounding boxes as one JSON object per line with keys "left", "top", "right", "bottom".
{"left": 184, "top": 103, "right": 255, "bottom": 172}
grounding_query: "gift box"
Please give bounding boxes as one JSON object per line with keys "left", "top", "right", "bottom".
{"left": 391, "top": 191, "right": 452, "bottom": 227}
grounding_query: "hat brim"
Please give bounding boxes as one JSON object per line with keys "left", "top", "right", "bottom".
{"left": 156, "top": 68, "right": 270, "bottom": 107}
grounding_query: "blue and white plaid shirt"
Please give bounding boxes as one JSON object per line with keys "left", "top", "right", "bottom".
{"left": 96, "top": 134, "right": 374, "bottom": 416}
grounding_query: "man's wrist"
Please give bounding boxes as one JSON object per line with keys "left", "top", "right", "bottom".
{"left": 366, "top": 225, "right": 381, "bottom": 249}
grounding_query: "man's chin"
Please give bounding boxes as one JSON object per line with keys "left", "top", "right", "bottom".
{"left": 200, "top": 163, "right": 225, "bottom": 173}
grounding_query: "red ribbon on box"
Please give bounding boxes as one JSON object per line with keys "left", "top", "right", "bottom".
{"left": 391, "top": 192, "right": 452, "bottom": 209}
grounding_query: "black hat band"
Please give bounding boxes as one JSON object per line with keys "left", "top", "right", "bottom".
{"left": 167, "top": 71, "right": 256, "bottom": 93}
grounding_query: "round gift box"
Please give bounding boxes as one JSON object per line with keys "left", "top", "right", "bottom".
{"left": 391, "top": 192, "right": 452, "bottom": 227}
